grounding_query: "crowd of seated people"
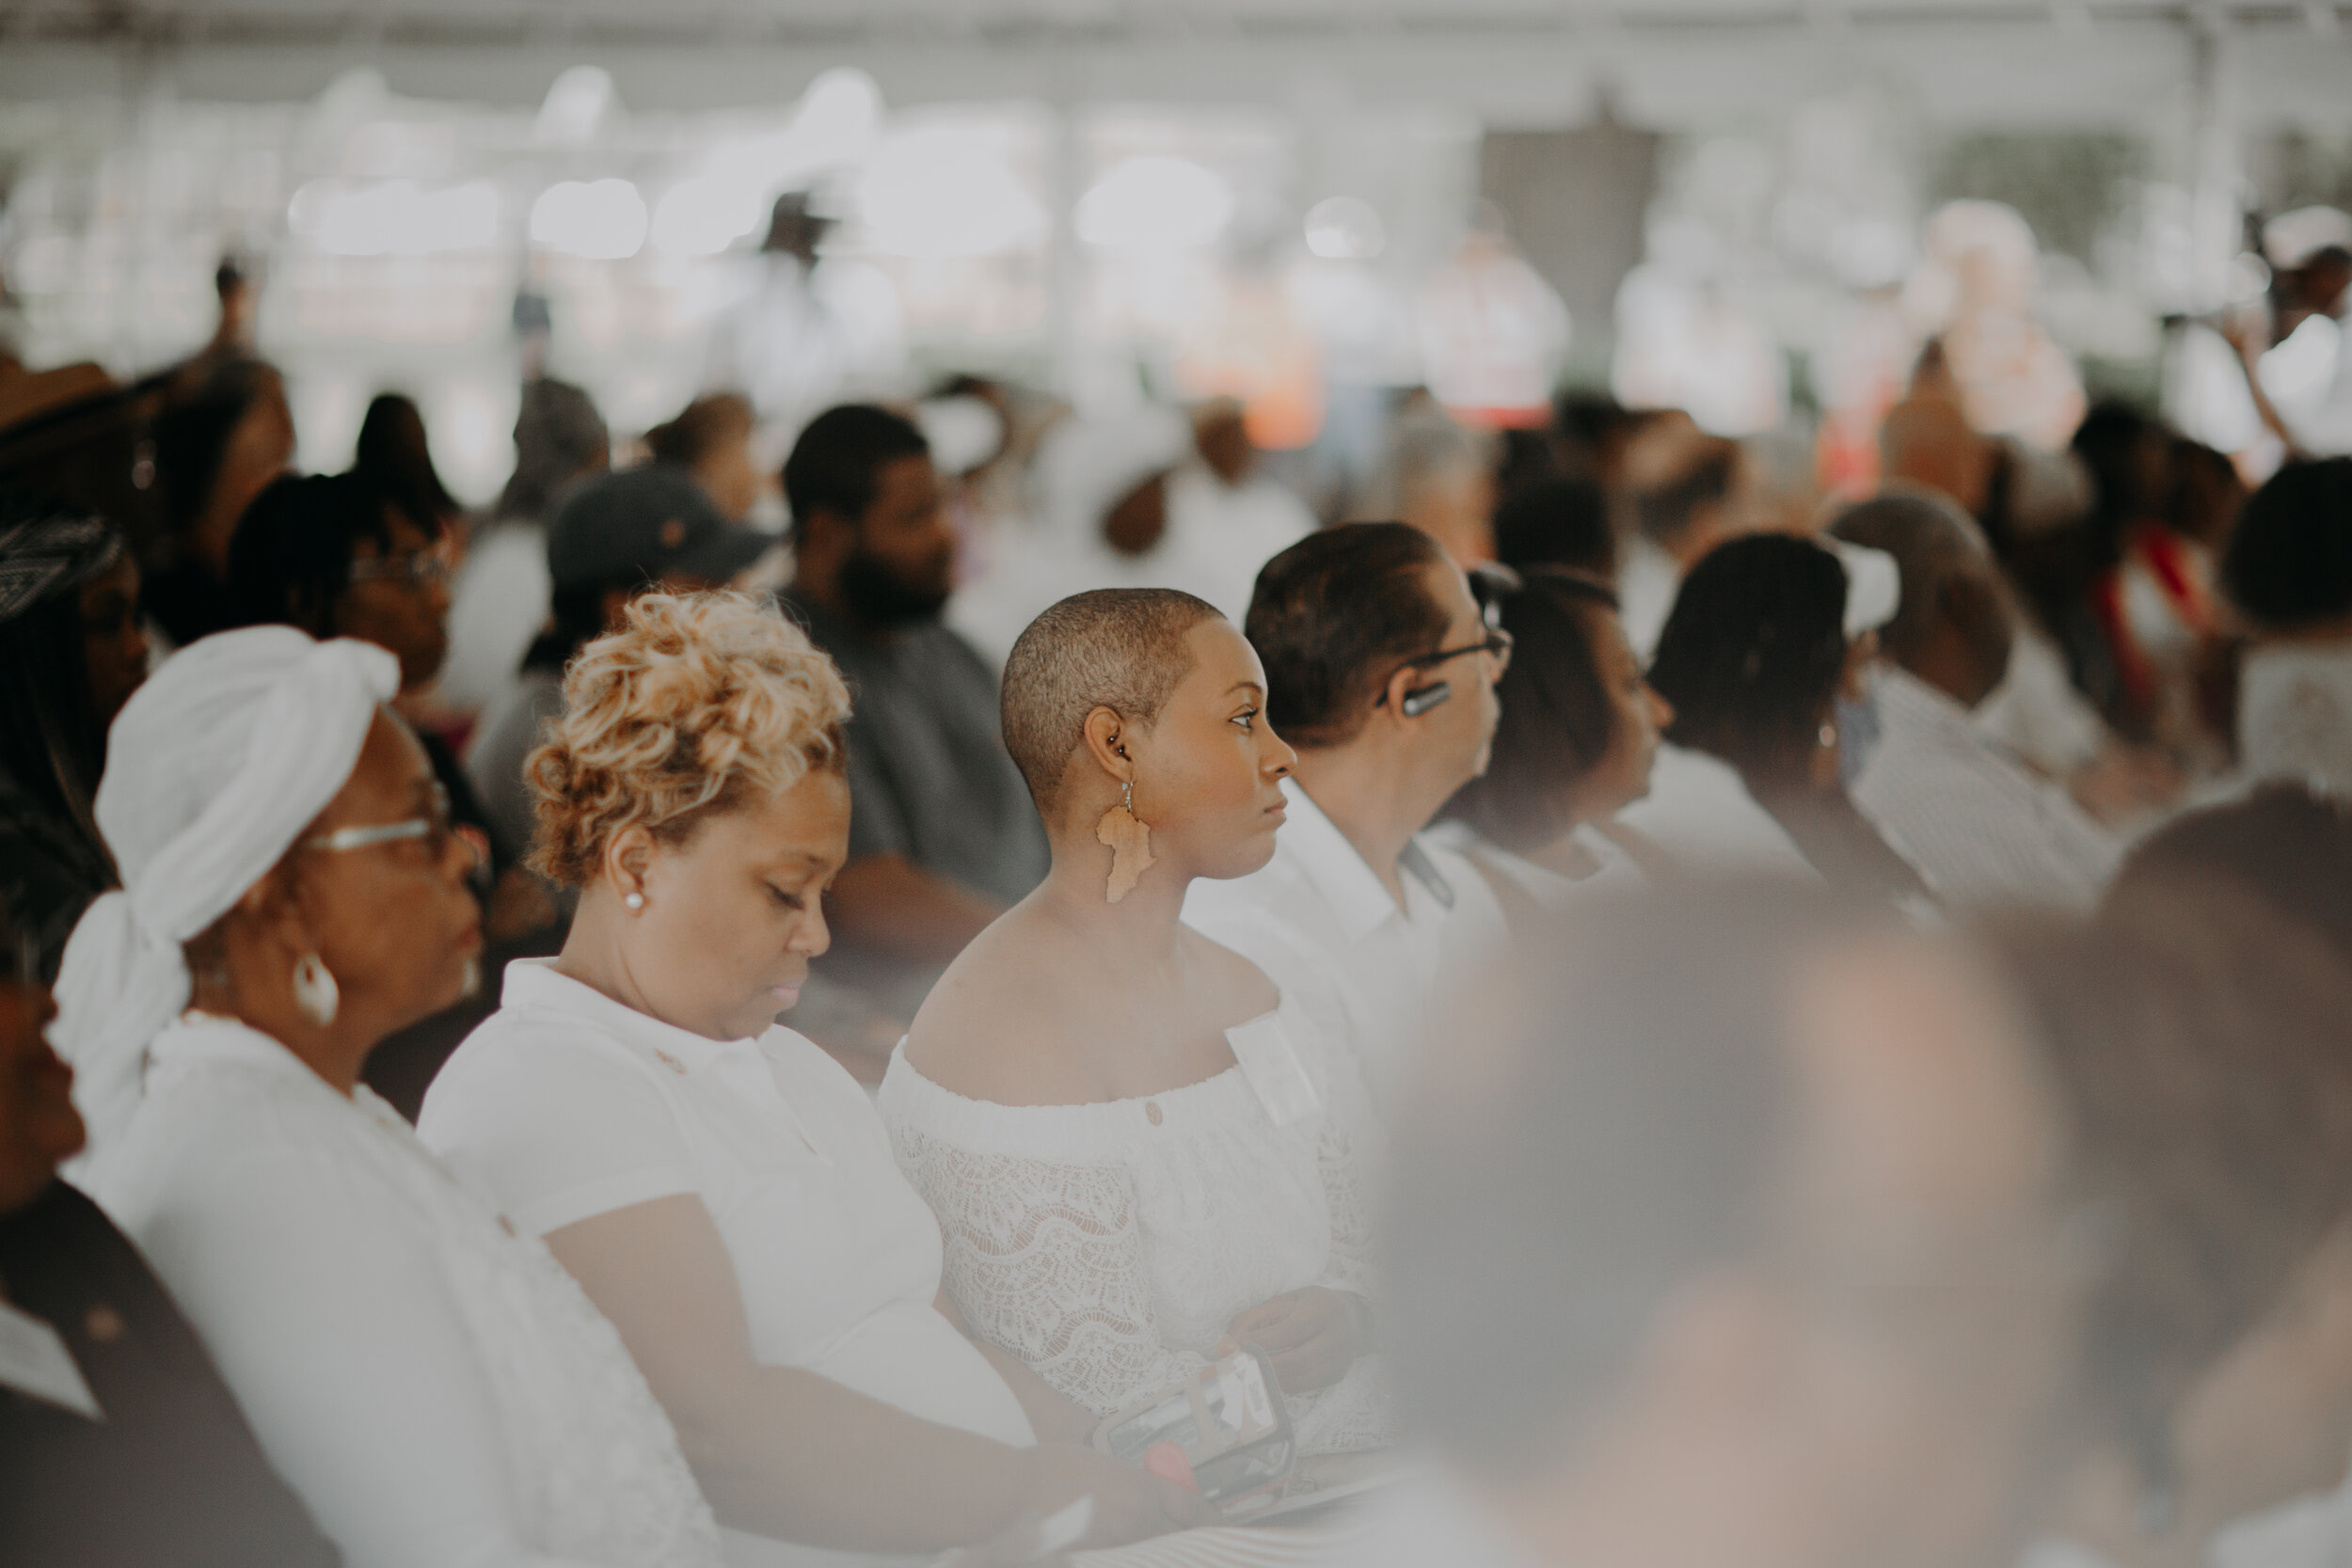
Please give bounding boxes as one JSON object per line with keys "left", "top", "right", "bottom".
{"left": 7, "top": 317, "right": 2352, "bottom": 1568}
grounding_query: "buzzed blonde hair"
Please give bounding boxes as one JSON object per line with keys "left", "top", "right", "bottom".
{"left": 1000, "top": 588, "right": 1221, "bottom": 815}
{"left": 527, "top": 590, "right": 850, "bottom": 886}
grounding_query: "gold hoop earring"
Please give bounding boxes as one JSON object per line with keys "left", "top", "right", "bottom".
{"left": 1095, "top": 777, "right": 1156, "bottom": 904}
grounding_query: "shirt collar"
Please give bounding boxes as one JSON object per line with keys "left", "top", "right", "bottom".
{"left": 1277, "top": 778, "right": 1421, "bottom": 943}
{"left": 149, "top": 1012, "right": 325, "bottom": 1081}
{"left": 499, "top": 958, "right": 754, "bottom": 1077}
{"left": 1875, "top": 663, "right": 1978, "bottom": 736}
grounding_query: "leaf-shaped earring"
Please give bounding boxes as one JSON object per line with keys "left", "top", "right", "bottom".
{"left": 1096, "top": 777, "right": 1155, "bottom": 904}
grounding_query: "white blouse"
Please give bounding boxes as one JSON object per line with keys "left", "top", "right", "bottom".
{"left": 420, "top": 960, "right": 1036, "bottom": 1568}
{"left": 877, "top": 987, "right": 1391, "bottom": 1458}
{"left": 84, "top": 1013, "right": 720, "bottom": 1568}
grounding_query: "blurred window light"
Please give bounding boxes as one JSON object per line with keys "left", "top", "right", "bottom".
{"left": 287, "top": 178, "right": 501, "bottom": 257}
{"left": 858, "top": 129, "right": 1045, "bottom": 259}
{"left": 536, "top": 66, "right": 617, "bottom": 146}
{"left": 531, "top": 179, "right": 648, "bottom": 261}
{"left": 1077, "top": 157, "right": 1232, "bottom": 251}
{"left": 650, "top": 177, "right": 765, "bottom": 257}
{"left": 1304, "top": 197, "right": 1386, "bottom": 260}
{"left": 790, "top": 68, "right": 883, "bottom": 171}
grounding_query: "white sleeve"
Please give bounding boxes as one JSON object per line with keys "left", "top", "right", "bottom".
{"left": 889, "top": 1128, "right": 1208, "bottom": 1418}
{"left": 133, "top": 1141, "right": 592, "bottom": 1568}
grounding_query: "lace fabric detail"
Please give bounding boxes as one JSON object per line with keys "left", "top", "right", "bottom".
{"left": 879, "top": 990, "right": 1391, "bottom": 1454}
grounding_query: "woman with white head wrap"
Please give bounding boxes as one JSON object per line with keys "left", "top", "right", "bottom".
{"left": 54, "top": 626, "right": 720, "bottom": 1568}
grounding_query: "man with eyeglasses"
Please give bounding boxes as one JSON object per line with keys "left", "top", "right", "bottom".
{"left": 1183, "top": 521, "right": 1512, "bottom": 1120}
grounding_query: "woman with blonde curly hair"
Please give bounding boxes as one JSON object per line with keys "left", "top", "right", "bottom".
{"left": 420, "top": 591, "right": 1208, "bottom": 1565}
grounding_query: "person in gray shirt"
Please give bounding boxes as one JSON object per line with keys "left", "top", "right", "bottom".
{"left": 780, "top": 405, "right": 1049, "bottom": 1065}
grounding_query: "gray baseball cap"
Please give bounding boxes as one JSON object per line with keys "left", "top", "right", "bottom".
{"left": 546, "top": 465, "right": 771, "bottom": 594}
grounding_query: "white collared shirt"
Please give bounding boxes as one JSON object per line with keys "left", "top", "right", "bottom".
{"left": 421, "top": 962, "right": 1033, "bottom": 1568}
{"left": 85, "top": 1013, "right": 720, "bottom": 1568}
{"left": 1851, "top": 666, "right": 2122, "bottom": 911}
{"left": 1613, "top": 742, "right": 1822, "bottom": 882}
{"left": 1181, "top": 779, "right": 1508, "bottom": 1120}
{"left": 2240, "top": 641, "right": 2352, "bottom": 800}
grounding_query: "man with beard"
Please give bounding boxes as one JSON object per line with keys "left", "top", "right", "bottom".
{"left": 782, "top": 404, "right": 1050, "bottom": 1071}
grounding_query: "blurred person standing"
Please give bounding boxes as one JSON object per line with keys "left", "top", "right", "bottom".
{"left": 780, "top": 405, "right": 1049, "bottom": 1075}
{"left": 1164, "top": 397, "right": 1317, "bottom": 621}
{"left": 1359, "top": 887, "right": 2090, "bottom": 1568}
{"left": 1431, "top": 569, "right": 1670, "bottom": 910}
{"left": 949, "top": 404, "right": 1199, "bottom": 665}
{"left": 51, "top": 627, "right": 720, "bottom": 1568}
{"left": 1183, "top": 522, "right": 1507, "bottom": 1118}
{"left": 706, "top": 193, "right": 907, "bottom": 473}
{"left": 1634, "top": 533, "right": 1928, "bottom": 906}
{"left": 0, "top": 909, "right": 342, "bottom": 1568}
{"left": 436, "top": 377, "right": 610, "bottom": 721}
{"left": 1995, "top": 896, "right": 2352, "bottom": 1568}
{"left": 0, "top": 497, "right": 146, "bottom": 975}
{"left": 1830, "top": 491, "right": 2120, "bottom": 910}
{"left": 141, "top": 357, "right": 294, "bottom": 649}
{"left": 2230, "top": 210, "right": 2352, "bottom": 460}
{"left": 2222, "top": 457, "right": 2352, "bottom": 798}
{"left": 644, "top": 393, "right": 763, "bottom": 525}
{"left": 1614, "top": 413, "right": 1744, "bottom": 658}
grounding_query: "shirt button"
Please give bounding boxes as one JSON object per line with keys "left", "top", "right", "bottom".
{"left": 1145, "top": 1101, "right": 1163, "bottom": 1126}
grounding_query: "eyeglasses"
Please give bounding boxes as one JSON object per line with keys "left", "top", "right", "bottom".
{"left": 302, "top": 782, "right": 480, "bottom": 870}
{"left": 346, "top": 547, "right": 452, "bottom": 591}
{"left": 1401, "top": 627, "right": 1515, "bottom": 679}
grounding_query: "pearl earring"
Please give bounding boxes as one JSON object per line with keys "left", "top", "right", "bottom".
{"left": 624, "top": 892, "right": 644, "bottom": 911}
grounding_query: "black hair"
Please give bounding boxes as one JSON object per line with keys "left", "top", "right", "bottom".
{"left": 353, "top": 392, "right": 458, "bottom": 531}
{"left": 1632, "top": 440, "right": 1738, "bottom": 547}
{"left": 1647, "top": 533, "right": 1849, "bottom": 786}
{"left": 1492, "top": 475, "right": 1615, "bottom": 579}
{"left": 151, "top": 358, "right": 276, "bottom": 538}
{"left": 228, "top": 471, "right": 428, "bottom": 635}
{"left": 1244, "top": 521, "right": 1450, "bottom": 749}
{"left": 2220, "top": 457, "right": 2352, "bottom": 631}
{"left": 2070, "top": 401, "right": 2164, "bottom": 570}
{"left": 782, "top": 404, "right": 930, "bottom": 537}
{"left": 1441, "top": 571, "right": 1622, "bottom": 852}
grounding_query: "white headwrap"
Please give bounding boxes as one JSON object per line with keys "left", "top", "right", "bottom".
{"left": 1034, "top": 404, "right": 1192, "bottom": 546}
{"left": 1829, "top": 540, "right": 1903, "bottom": 640}
{"left": 50, "top": 627, "right": 401, "bottom": 1150}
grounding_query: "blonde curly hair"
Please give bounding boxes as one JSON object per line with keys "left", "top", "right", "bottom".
{"left": 527, "top": 590, "right": 851, "bottom": 887}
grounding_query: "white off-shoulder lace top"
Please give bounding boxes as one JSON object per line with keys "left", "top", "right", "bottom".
{"left": 876, "top": 986, "right": 1391, "bottom": 1456}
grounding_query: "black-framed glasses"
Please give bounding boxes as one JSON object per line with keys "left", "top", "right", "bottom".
{"left": 1402, "top": 627, "right": 1515, "bottom": 678}
{"left": 346, "top": 547, "right": 452, "bottom": 591}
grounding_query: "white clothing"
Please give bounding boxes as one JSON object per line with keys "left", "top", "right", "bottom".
{"left": 2214, "top": 1465, "right": 2352, "bottom": 1568}
{"left": 2260, "top": 302, "right": 2352, "bottom": 458}
{"left": 1422, "top": 818, "right": 1645, "bottom": 912}
{"left": 1181, "top": 779, "right": 1509, "bottom": 1122}
{"left": 53, "top": 629, "right": 399, "bottom": 1155}
{"left": 421, "top": 960, "right": 1035, "bottom": 1568}
{"left": 1616, "top": 536, "right": 1680, "bottom": 660}
{"left": 1975, "top": 618, "right": 2110, "bottom": 780}
{"left": 1613, "top": 742, "right": 1820, "bottom": 881}
{"left": 1164, "top": 464, "right": 1316, "bottom": 623}
{"left": 438, "top": 523, "right": 552, "bottom": 720}
{"left": 2240, "top": 641, "right": 2352, "bottom": 799}
{"left": 86, "top": 1013, "right": 719, "bottom": 1568}
{"left": 877, "top": 986, "right": 1389, "bottom": 1456}
{"left": 1851, "top": 666, "right": 2120, "bottom": 911}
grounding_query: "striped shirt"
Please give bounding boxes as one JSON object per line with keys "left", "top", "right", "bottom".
{"left": 1851, "top": 666, "right": 2121, "bottom": 912}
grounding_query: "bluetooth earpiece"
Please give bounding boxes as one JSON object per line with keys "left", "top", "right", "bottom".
{"left": 1399, "top": 680, "right": 1454, "bottom": 718}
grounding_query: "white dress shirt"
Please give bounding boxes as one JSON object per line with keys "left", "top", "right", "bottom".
{"left": 86, "top": 1013, "right": 720, "bottom": 1568}
{"left": 1182, "top": 779, "right": 1508, "bottom": 1121}
{"left": 1851, "top": 666, "right": 2121, "bottom": 911}
{"left": 421, "top": 960, "right": 1034, "bottom": 1568}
